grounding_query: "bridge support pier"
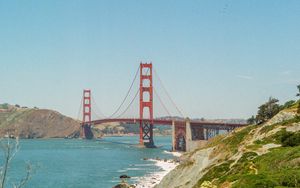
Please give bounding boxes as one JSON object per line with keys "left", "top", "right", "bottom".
{"left": 82, "top": 124, "right": 94, "bottom": 139}
{"left": 172, "top": 120, "right": 176, "bottom": 151}
{"left": 185, "top": 118, "right": 192, "bottom": 152}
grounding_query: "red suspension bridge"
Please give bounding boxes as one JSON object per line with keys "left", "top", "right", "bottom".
{"left": 79, "top": 62, "right": 247, "bottom": 151}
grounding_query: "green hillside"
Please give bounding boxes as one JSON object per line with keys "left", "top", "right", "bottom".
{"left": 157, "top": 101, "right": 300, "bottom": 188}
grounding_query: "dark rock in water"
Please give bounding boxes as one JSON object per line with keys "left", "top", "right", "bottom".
{"left": 120, "top": 175, "right": 131, "bottom": 179}
{"left": 114, "top": 174, "right": 134, "bottom": 188}
{"left": 113, "top": 183, "right": 135, "bottom": 188}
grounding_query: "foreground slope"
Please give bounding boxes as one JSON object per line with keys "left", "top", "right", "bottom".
{"left": 157, "top": 101, "right": 300, "bottom": 188}
{"left": 0, "top": 104, "right": 81, "bottom": 138}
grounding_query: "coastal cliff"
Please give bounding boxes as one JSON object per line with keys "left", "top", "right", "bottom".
{"left": 157, "top": 101, "right": 300, "bottom": 188}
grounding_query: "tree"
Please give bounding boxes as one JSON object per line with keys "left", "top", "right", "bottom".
{"left": 256, "top": 97, "right": 280, "bottom": 124}
{"left": 0, "top": 138, "right": 33, "bottom": 188}
{"left": 247, "top": 115, "right": 256, "bottom": 124}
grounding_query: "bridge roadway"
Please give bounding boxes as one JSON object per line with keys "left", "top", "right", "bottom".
{"left": 88, "top": 118, "right": 246, "bottom": 130}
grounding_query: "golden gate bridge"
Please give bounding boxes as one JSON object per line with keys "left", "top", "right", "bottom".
{"left": 78, "top": 62, "right": 247, "bottom": 151}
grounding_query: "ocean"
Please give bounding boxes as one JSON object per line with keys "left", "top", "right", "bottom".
{"left": 2, "top": 136, "right": 175, "bottom": 188}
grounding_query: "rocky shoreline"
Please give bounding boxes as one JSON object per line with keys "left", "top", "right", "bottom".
{"left": 113, "top": 152, "right": 182, "bottom": 188}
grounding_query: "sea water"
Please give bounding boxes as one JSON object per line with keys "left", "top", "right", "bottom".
{"left": 2, "top": 136, "right": 174, "bottom": 188}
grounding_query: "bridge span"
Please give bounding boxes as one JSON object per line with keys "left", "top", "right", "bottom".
{"left": 82, "top": 118, "right": 247, "bottom": 152}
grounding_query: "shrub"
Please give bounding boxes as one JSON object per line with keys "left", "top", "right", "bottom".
{"left": 275, "top": 129, "right": 300, "bottom": 147}
{"left": 282, "top": 132, "right": 300, "bottom": 147}
{"left": 0, "top": 103, "right": 9, "bottom": 109}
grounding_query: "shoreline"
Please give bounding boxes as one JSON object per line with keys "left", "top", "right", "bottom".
{"left": 135, "top": 151, "right": 182, "bottom": 188}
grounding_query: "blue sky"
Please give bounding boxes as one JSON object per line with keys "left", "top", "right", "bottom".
{"left": 0, "top": 0, "right": 299, "bottom": 119}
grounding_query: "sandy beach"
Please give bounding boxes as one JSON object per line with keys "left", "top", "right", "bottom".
{"left": 135, "top": 152, "right": 182, "bottom": 188}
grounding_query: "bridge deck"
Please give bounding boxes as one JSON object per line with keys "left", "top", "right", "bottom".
{"left": 83, "top": 118, "right": 247, "bottom": 129}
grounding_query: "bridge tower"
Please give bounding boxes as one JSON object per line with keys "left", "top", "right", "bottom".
{"left": 82, "top": 89, "right": 94, "bottom": 139}
{"left": 139, "top": 62, "right": 155, "bottom": 147}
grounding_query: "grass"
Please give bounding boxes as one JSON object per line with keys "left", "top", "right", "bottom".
{"left": 259, "top": 115, "right": 300, "bottom": 135}
{"left": 191, "top": 102, "right": 300, "bottom": 188}
{"left": 193, "top": 161, "right": 234, "bottom": 187}
{"left": 194, "top": 145, "right": 300, "bottom": 188}
{"left": 221, "top": 125, "right": 255, "bottom": 154}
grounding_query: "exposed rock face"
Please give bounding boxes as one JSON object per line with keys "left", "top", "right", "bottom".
{"left": 156, "top": 148, "right": 215, "bottom": 188}
{"left": 265, "top": 111, "right": 296, "bottom": 126}
{"left": 0, "top": 107, "right": 81, "bottom": 138}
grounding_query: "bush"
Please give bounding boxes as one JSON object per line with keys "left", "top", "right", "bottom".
{"left": 276, "top": 129, "right": 300, "bottom": 147}
{"left": 0, "top": 103, "right": 9, "bottom": 109}
{"left": 282, "top": 132, "right": 300, "bottom": 147}
{"left": 280, "top": 100, "right": 295, "bottom": 110}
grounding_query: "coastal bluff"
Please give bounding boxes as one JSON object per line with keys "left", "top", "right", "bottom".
{"left": 0, "top": 104, "right": 81, "bottom": 138}
{"left": 156, "top": 101, "right": 300, "bottom": 188}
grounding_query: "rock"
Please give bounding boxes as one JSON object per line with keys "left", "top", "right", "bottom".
{"left": 120, "top": 175, "right": 131, "bottom": 179}
{"left": 113, "top": 183, "right": 135, "bottom": 188}
{"left": 265, "top": 111, "right": 296, "bottom": 126}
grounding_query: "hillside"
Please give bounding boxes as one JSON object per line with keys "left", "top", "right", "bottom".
{"left": 0, "top": 104, "right": 81, "bottom": 138}
{"left": 157, "top": 101, "right": 300, "bottom": 188}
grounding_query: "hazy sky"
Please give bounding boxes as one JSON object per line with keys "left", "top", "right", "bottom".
{"left": 0, "top": 0, "right": 299, "bottom": 119}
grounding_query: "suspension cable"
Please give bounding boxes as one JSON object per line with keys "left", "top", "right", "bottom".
{"left": 91, "top": 93, "right": 107, "bottom": 118}
{"left": 115, "top": 89, "right": 139, "bottom": 119}
{"left": 153, "top": 87, "right": 171, "bottom": 117}
{"left": 114, "top": 67, "right": 152, "bottom": 119}
{"left": 77, "top": 96, "right": 83, "bottom": 121}
{"left": 107, "top": 66, "right": 140, "bottom": 118}
{"left": 153, "top": 68, "right": 185, "bottom": 117}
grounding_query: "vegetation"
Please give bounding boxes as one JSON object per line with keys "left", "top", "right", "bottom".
{"left": 0, "top": 104, "right": 9, "bottom": 110}
{"left": 247, "top": 85, "right": 300, "bottom": 125}
{"left": 259, "top": 115, "right": 300, "bottom": 135}
{"left": 278, "top": 129, "right": 300, "bottom": 147}
{"left": 158, "top": 86, "right": 300, "bottom": 188}
{"left": 191, "top": 95, "right": 300, "bottom": 188}
{"left": 222, "top": 126, "right": 254, "bottom": 153}
{"left": 247, "top": 115, "right": 256, "bottom": 125}
{"left": 195, "top": 141, "right": 300, "bottom": 188}
{"left": 297, "top": 84, "right": 300, "bottom": 113}
{"left": 256, "top": 97, "right": 280, "bottom": 124}
{"left": 280, "top": 100, "right": 296, "bottom": 110}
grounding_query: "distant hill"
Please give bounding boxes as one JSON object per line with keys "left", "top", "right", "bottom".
{"left": 0, "top": 104, "right": 81, "bottom": 138}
